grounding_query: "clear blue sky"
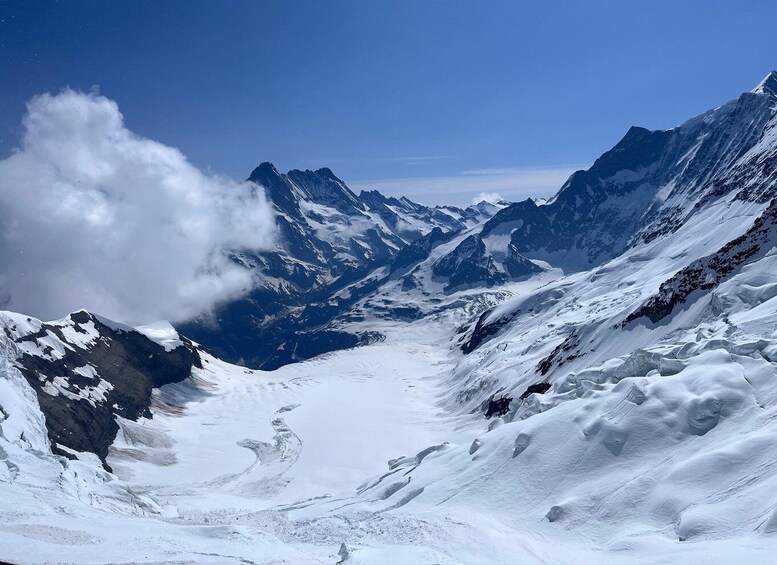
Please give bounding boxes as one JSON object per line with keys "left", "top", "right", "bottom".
{"left": 2, "top": 1, "right": 777, "bottom": 204}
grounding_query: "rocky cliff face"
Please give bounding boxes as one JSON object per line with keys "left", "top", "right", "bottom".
{"left": 1, "top": 311, "right": 200, "bottom": 469}
{"left": 625, "top": 196, "right": 777, "bottom": 324}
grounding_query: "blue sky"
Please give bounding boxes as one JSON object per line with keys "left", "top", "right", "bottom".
{"left": 2, "top": 1, "right": 777, "bottom": 205}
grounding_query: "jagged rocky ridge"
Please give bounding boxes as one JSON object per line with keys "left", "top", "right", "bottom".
{"left": 432, "top": 233, "right": 542, "bottom": 291}
{"left": 179, "top": 163, "right": 504, "bottom": 369}
{"left": 436, "top": 72, "right": 777, "bottom": 273}
{"left": 179, "top": 73, "right": 777, "bottom": 371}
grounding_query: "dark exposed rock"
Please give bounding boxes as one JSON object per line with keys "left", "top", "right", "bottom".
{"left": 391, "top": 227, "right": 453, "bottom": 273}
{"left": 519, "top": 382, "right": 551, "bottom": 400}
{"left": 485, "top": 397, "right": 512, "bottom": 418}
{"left": 401, "top": 273, "right": 421, "bottom": 291}
{"left": 479, "top": 85, "right": 777, "bottom": 271}
{"left": 537, "top": 331, "right": 580, "bottom": 376}
{"left": 624, "top": 198, "right": 777, "bottom": 325}
{"left": 360, "top": 190, "right": 468, "bottom": 238}
{"left": 482, "top": 127, "right": 674, "bottom": 269}
{"left": 248, "top": 162, "right": 305, "bottom": 222}
{"left": 504, "top": 243, "right": 543, "bottom": 278}
{"left": 433, "top": 235, "right": 512, "bottom": 291}
{"left": 287, "top": 167, "right": 366, "bottom": 216}
{"left": 263, "top": 330, "right": 383, "bottom": 370}
{"left": 753, "top": 70, "right": 777, "bottom": 96}
{"left": 181, "top": 164, "right": 498, "bottom": 370}
{"left": 8, "top": 312, "right": 200, "bottom": 470}
{"left": 461, "top": 306, "right": 519, "bottom": 354}
{"left": 180, "top": 265, "right": 385, "bottom": 370}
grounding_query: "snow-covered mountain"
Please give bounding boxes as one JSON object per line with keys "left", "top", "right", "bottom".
{"left": 435, "top": 71, "right": 777, "bottom": 274}
{"left": 178, "top": 163, "right": 505, "bottom": 369}
{"left": 2, "top": 72, "right": 777, "bottom": 563}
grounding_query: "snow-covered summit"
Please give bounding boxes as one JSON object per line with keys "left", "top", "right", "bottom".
{"left": 435, "top": 74, "right": 777, "bottom": 276}
{"left": 179, "top": 162, "right": 504, "bottom": 369}
{"left": 752, "top": 70, "right": 777, "bottom": 96}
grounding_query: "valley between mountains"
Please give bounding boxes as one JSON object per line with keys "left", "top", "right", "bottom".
{"left": 3, "top": 73, "right": 777, "bottom": 564}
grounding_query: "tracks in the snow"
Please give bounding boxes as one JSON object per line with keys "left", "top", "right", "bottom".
{"left": 203, "top": 404, "right": 303, "bottom": 497}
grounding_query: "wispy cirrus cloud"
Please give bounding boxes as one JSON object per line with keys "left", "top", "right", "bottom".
{"left": 304, "top": 155, "right": 453, "bottom": 168}
{"left": 347, "top": 164, "right": 585, "bottom": 206}
{"left": 380, "top": 155, "right": 453, "bottom": 165}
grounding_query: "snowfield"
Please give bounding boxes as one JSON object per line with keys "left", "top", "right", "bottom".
{"left": 4, "top": 204, "right": 777, "bottom": 562}
{"left": 3, "top": 253, "right": 777, "bottom": 563}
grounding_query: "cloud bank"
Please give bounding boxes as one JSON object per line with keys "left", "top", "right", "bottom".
{"left": 0, "top": 90, "right": 275, "bottom": 324}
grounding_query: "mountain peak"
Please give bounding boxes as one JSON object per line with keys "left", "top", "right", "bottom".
{"left": 752, "top": 71, "right": 777, "bottom": 96}
{"left": 314, "top": 166, "right": 337, "bottom": 179}
{"left": 248, "top": 161, "right": 280, "bottom": 180}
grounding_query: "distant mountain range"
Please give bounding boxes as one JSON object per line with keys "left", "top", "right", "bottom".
{"left": 180, "top": 71, "right": 777, "bottom": 370}
{"left": 177, "top": 162, "right": 506, "bottom": 369}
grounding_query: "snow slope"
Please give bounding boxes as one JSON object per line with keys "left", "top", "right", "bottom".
{"left": 2, "top": 196, "right": 777, "bottom": 562}
{"left": 4, "top": 280, "right": 777, "bottom": 563}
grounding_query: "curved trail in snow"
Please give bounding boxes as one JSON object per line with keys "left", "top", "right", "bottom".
{"left": 201, "top": 407, "right": 303, "bottom": 497}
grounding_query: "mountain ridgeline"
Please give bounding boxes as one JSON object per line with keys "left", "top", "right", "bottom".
{"left": 179, "top": 72, "right": 777, "bottom": 370}
{"left": 474, "top": 73, "right": 777, "bottom": 270}
{"left": 9, "top": 70, "right": 774, "bottom": 474}
{"left": 177, "top": 162, "right": 504, "bottom": 369}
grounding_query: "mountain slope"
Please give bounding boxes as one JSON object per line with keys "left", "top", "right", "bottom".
{"left": 1, "top": 310, "right": 201, "bottom": 469}
{"left": 178, "top": 163, "right": 504, "bottom": 369}
{"left": 435, "top": 72, "right": 777, "bottom": 273}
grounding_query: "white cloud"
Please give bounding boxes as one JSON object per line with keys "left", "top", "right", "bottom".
{"left": 347, "top": 165, "right": 584, "bottom": 207}
{"left": 0, "top": 90, "right": 275, "bottom": 324}
{"left": 471, "top": 192, "right": 505, "bottom": 205}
